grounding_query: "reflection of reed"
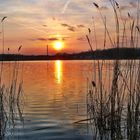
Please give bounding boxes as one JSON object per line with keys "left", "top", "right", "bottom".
{"left": 0, "top": 87, "right": 7, "bottom": 139}
{"left": 0, "top": 63, "right": 24, "bottom": 139}
{"left": 85, "top": 61, "right": 140, "bottom": 140}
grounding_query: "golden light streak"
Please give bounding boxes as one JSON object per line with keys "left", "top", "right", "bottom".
{"left": 55, "top": 60, "right": 63, "bottom": 84}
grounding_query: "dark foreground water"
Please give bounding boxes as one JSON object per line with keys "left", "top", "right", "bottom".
{"left": 3, "top": 60, "right": 95, "bottom": 140}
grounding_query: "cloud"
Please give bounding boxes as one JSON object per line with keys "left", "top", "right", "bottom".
{"left": 61, "top": 23, "right": 76, "bottom": 32}
{"left": 68, "top": 26, "right": 76, "bottom": 32}
{"left": 62, "top": 0, "right": 71, "bottom": 14}
{"left": 48, "top": 38, "right": 59, "bottom": 41}
{"left": 35, "top": 38, "right": 47, "bottom": 41}
{"left": 43, "top": 25, "right": 47, "bottom": 27}
{"left": 29, "top": 37, "right": 56, "bottom": 42}
{"left": 61, "top": 23, "right": 70, "bottom": 27}
{"left": 77, "top": 24, "right": 85, "bottom": 28}
{"left": 29, "top": 37, "right": 67, "bottom": 42}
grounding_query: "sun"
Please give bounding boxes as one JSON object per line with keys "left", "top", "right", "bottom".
{"left": 53, "top": 41, "right": 64, "bottom": 50}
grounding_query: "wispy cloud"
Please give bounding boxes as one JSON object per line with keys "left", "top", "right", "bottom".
{"left": 29, "top": 37, "right": 68, "bottom": 42}
{"left": 77, "top": 24, "right": 85, "bottom": 28}
{"left": 68, "top": 26, "right": 76, "bottom": 32}
{"left": 62, "top": 0, "right": 71, "bottom": 14}
{"left": 61, "top": 23, "right": 71, "bottom": 27}
{"left": 29, "top": 38, "right": 48, "bottom": 41}
{"left": 61, "top": 23, "right": 76, "bottom": 32}
{"left": 42, "top": 25, "right": 47, "bottom": 27}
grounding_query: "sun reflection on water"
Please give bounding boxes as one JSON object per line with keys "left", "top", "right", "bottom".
{"left": 55, "top": 60, "right": 63, "bottom": 84}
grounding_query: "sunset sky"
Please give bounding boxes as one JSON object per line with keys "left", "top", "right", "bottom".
{"left": 0, "top": 0, "right": 138, "bottom": 55}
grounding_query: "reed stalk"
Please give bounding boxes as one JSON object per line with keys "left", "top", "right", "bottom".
{"left": 84, "top": 0, "right": 140, "bottom": 139}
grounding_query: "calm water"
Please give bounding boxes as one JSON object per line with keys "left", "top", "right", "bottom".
{"left": 3, "top": 60, "right": 95, "bottom": 140}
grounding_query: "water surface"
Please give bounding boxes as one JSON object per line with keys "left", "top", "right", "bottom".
{"left": 3, "top": 60, "right": 94, "bottom": 140}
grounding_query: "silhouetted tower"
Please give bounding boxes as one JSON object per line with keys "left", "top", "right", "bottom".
{"left": 46, "top": 45, "right": 49, "bottom": 56}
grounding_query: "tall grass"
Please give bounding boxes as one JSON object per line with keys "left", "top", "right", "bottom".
{"left": 85, "top": 0, "right": 140, "bottom": 140}
{"left": 0, "top": 17, "right": 24, "bottom": 139}
{"left": 0, "top": 52, "right": 24, "bottom": 139}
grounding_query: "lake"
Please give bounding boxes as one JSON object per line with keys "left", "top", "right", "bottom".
{"left": 2, "top": 60, "right": 95, "bottom": 140}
